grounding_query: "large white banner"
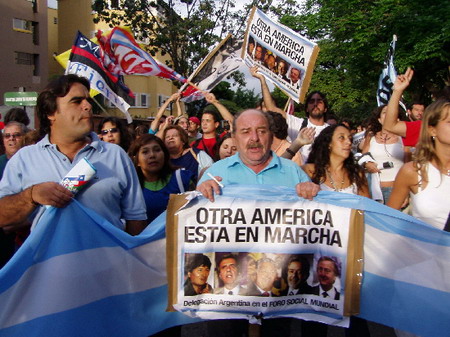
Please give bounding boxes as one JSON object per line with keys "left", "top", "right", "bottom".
{"left": 242, "top": 7, "right": 319, "bottom": 103}
{"left": 167, "top": 192, "right": 364, "bottom": 327}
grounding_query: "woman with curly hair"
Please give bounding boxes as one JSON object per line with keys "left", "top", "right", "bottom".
{"left": 387, "top": 99, "right": 450, "bottom": 230}
{"left": 128, "top": 134, "right": 195, "bottom": 223}
{"left": 97, "top": 116, "right": 131, "bottom": 151}
{"left": 301, "top": 124, "right": 370, "bottom": 337}
{"left": 303, "top": 124, "right": 369, "bottom": 197}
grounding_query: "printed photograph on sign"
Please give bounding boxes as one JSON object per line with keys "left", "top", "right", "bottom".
{"left": 242, "top": 7, "right": 319, "bottom": 103}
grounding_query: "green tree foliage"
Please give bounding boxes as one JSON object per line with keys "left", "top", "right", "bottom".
{"left": 278, "top": 0, "right": 450, "bottom": 122}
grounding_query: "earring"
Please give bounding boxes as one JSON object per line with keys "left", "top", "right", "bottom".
{"left": 432, "top": 136, "right": 436, "bottom": 141}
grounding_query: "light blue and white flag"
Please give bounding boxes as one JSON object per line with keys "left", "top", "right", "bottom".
{"left": 0, "top": 200, "right": 199, "bottom": 337}
{"left": 0, "top": 185, "right": 449, "bottom": 337}
{"left": 377, "top": 35, "right": 398, "bottom": 107}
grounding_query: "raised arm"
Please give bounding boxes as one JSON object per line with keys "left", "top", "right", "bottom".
{"left": 204, "top": 93, "right": 234, "bottom": 123}
{"left": 384, "top": 68, "right": 414, "bottom": 137}
{"left": 175, "top": 96, "right": 183, "bottom": 117}
{"left": 250, "top": 66, "right": 285, "bottom": 117}
{"left": 150, "top": 92, "right": 180, "bottom": 133}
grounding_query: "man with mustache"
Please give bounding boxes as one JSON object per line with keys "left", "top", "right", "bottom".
{"left": 196, "top": 109, "right": 319, "bottom": 200}
{"left": 310, "top": 256, "right": 340, "bottom": 300}
{"left": 0, "top": 74, "right": 147, "bottom": 235}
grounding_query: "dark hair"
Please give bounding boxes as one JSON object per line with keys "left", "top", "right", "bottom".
{"left": 97, "top": 116, "right": 131, "bottom": 151}
{"left": 217, "top": 253, "right": 238, "bottom": 271}
{"left": 4, "top": 108, "right": 30, "bottom": 126}
{"left": 325, "top": 113, "right": 338, "bottom": 124}
{"left": 408, "top": 101, "right": 425, "bottom": 110}
{"left": 215, "top": 133, "right": 233, "bottom": 161}
{"left": 163, "top": 125, "right": 190, "bottom": 149}
{"left": 305, "top": 91, "right": 329, "bottom": 117}
{"left": 307, "top": 124, "right": 367, "bottom": 192}
{"left": 282, "top": 255, "right": 311, "bottom": 283}
{"left": 128, "top": 134, "right": 174, "bottom": 186}
{"left": 266, "top": 110, "right": 288, "bottom": 140}
{"left": 318, "top": 256, "right": 341, "bottom": 277}
{"left": 201, "top": 110, "right": 220, "bottom": 123}
{"left": 364, "top": 105, "right": 386, "bottom": 137}
{"left": 134, "top": 124, "right": 149, "bottom": 138}
{"left": 186, "top": 254, "right": 212, "bottom": 273}
{"left": 36, "top": 74, "right": 90, "bottom": 138}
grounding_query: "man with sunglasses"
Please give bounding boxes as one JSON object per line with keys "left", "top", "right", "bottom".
{"left": 0, "top": 74, "right": 147, "bottom": 235}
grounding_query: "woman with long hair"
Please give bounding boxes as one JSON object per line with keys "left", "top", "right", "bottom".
{"left": 360, "top": 105, "right": 405, "bottom": 203}
{"left": 128, "top": 134, "right": 194, "bottom": 223}
{"left": 302, "top": 124, "right": 370, "bottom": 337}
{"left": 387, "top": 99, "right": 450, "bottom": 229}
{"left": 97, "top": 116, "right": 131, "bottom": 151}
{"left": 303, "top": 124, "right": 369, "bottom": 197}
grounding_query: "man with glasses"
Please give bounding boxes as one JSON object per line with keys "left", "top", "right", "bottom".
{"left": 0, "top": 74, "right": 147, "bottom": 235}
{"left": 0, "top": 121, "right": 26, "bottom": 180}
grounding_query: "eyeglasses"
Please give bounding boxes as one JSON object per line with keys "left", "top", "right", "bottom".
{"left": 100, "top": 128, "right": 119, "bottom": 135}
{"left": 3, "top": 133, "right": 23, "bottom": 139}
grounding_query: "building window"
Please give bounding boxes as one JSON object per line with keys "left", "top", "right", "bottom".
{"left": 32, "top": 22, "right": 39, "bottom": 45}
{"left": 33, "top": 54, "right": 40, "bottom": 76}
{"left": 15, "top": 52, "right": 33, "bottom": 65}
{"left": 158, "top": 95, "right": 171, "bottom": 109}
{"left": 105, "top": 93, "right": 150, "bottom": 108}
{"left": 13, "top": 18, "right": 32, "bottom": 33}
{"left": 53, "top": 17, "right": 58, "bottom": 24}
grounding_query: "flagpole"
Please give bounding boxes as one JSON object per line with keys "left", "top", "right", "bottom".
{"left": 91, "top": 95, "right": 109, "bottom": 115}
{"left": 283, "top": 98, "right": 291, "bottom": 113}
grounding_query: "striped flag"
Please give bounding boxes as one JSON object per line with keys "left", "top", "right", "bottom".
{"left": 0, "top": 186, "right": 448, "bottom": 337}
{"left": 377, "top": 35, "right": 398, "bottom": 106}
{"left": 66, "top": 31, "right": 134, "bottom": 123}
{"left": 96, "top": 27, "right": 186, "bottom": 83}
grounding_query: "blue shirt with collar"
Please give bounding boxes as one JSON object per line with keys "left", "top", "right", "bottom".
{"left": 0, "top": 132, "right": 146, "bottom": 230}
{"left": 197, "top": 152, "right": 310, "bottom": 187}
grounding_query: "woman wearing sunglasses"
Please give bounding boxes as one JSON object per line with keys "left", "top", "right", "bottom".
{"left": 97, "top": 117, "right": 131, "bottom": 151}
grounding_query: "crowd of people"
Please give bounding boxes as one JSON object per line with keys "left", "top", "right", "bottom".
{"left": 0, "top": 65, "right": 448, "bottom": 336}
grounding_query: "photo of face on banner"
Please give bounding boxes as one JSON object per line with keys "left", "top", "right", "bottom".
{"left": 254, "top": 43, "right": 265, "bottom": 64}
{"left": 247, "top": 36, "right": 256, "bottom": 58}
{"left": 276, "top": 57, "right": 290, "bottom": 82}
{"left": 264, "top": 51, "right": 277, "bottom": 73}
{"left": 280, "top": 254, "right": 314, "bottom": 296}
{"left": 213, "top": 253, "right": 247, "bottom": 295}
{"left": 311, "top": 256, "right": 342, "bottom": 300}
{"left": 288, "top": 67, "right": 302, "bottom": 90}
{"left": 184, "top": 253, "right": 214, "bottom": 296}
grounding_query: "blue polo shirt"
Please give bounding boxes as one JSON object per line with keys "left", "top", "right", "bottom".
{"left": 0, "top": 133, "right": 146, "bottom": 230}
{"left": 197, "top": 152, "right": 310, "bottom": 187}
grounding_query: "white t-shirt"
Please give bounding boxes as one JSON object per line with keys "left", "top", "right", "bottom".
{"left": 286, "top": 114, "right": 329, "bottom": 163}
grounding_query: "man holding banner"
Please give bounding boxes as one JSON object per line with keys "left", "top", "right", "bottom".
{"left": 0, "top": 75, "right": 147, "bottom": 235}
{"left": 197, "top": 108, "right": 319, "bottom": 201}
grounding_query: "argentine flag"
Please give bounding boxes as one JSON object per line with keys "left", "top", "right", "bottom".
{"left": 0, "top": 185, "right": 449, "bottom": 337}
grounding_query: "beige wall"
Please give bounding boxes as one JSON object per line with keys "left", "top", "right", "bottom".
{"left": 47, "top": 7, "right": 61, "bottom": 79}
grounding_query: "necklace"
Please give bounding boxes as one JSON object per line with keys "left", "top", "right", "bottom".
{"left": 447, "top": 169, "right": 450, "bottom": 177}
{"left": 327, "top": 169, "right": 344, "bottom": 191}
